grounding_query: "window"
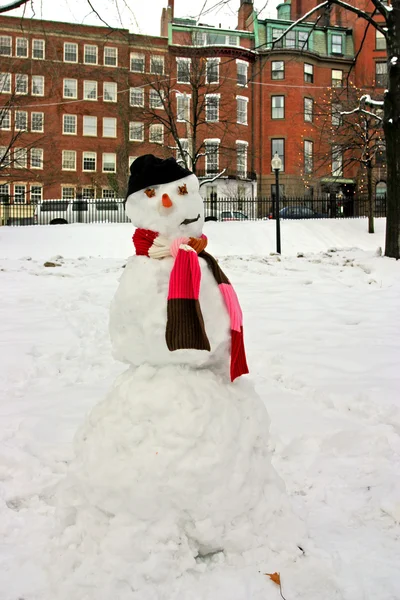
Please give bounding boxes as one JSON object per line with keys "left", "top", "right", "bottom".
{"left": 332, "top": 103, "right": 342, "bottom": 126}
{"left": 375, "top": 143, "right": 386, "bottom": 165}
{"left": 149, "top": 89, "right": 164, "bottom": 109}
{"left": 286, "top": 30, "right": 296, "bottom": 48}
{"left": 304, "top": 97, "right": 313, "bottom": 122}
{"left": 103, "top": 153, "right": 116, "bottom": 172}
{"left": 31, "top": 148, "right": 43, "bottom": 169}
{"left": 236, "top": 142, "right": 247, "bottom": 177}
{"left": 150, "top": 55, "right": 164, "bottom": 74}
{"left": 14, "top": 184, "right": 26, "bottom": 203}
{"left": 205, "top": 140, "right": 219, "bottom": 174}
{"left": 0, "top": 36, "right": 12, "bottom": 56}
{"left": 271, "top": 139, "right": 284, "bottom": 171}
{"left": 177, "top": 58, "right": 191, "bottom": 83}
{"left": 237, "top": 96, "right": 248, "bottom": 125}
{"left": 272, "top": 95, "right": 284, "bottom": 119}
{"left": 0, "top": 73, "right": 11, "bottom": 93}
{"left": 62, "top": 186, "right": 75, "bottom": 200}
{"left": 62, "top": 150, "right": 76, "bottom": 170}
{"left": 30, "top": 185, "right": 42, "bottom": 202}
{"left": 104, "top": 47, "right": 117, "bottom": 66}
{"left": 206, "top": 58, "right": 219, "bottom": 84}
{"left": 130, "top": 52, "right": 145, "bottom": 72}
{"left": 192, "top": 31, "right": 238, "bottom": 46}
{"left": 331, "top": 34, "right": 343, "bottom": 55}
{"left": 376, "top": 181, "right": 387, "bottom": 198}
{"left": 149, "top": 124, "right": 164, "bottom": 144}
{"left": 375, "top": 62, "right": 387, "bottom": 88}
{"left": 129, "top": 156, "right": 137, "bottom": 169}
{"left": 64, "top": 42, "right": 78, "bottom": 63}
{"left": 84, "top": 44, "right": 98, "bottom": 64}
{"left": 15, "top": 111, "right": 28, "bottom": 131}
{"left": 82, "top": 188, "right": 95, "bottom": 199}
{"left": 272, "top": 61, "right": 284, "bottom": 80}
{"left": 31, "top": 112, "right": 44, "bottom": 133}
{"left": 32, "top": 75, "right": 44, "bottom": 96}
{"left": 101, "top": 189, "right": 116, "bottom": 199}
{"left": 272, "top": 28, "right": 283, "bottom": 48}
{"left": 83, "top": 115, "right": 97, "bottom": 136}
{"left": 16, "top": 38, "right": 28, "bottom": 58}
{"left": 63, "top": 78, "right": 77, "bottom": 99}
{"left": 206, "top": 94, "right": 219, "bottom": 122}
{"left": 332, "top": 69, "right": 343, "bottom": 87}
{"left": 304, "top": 63, "right": 314, "bottom": 83}
{"left": 15, "top": 74, "right": 28, "bottom": 94}
{"left": 176, "top": 139, "right": 189, "bottom": 163}
{"left": 129, "top": 122, "right": 144, "bottom": 142}
{"left": 83, "top": 152, "right": 96, "bottom": 171}
{"left": 332, "top": 145, "right": 343, "bottom": 176}
{"left": 103, "top": 117, "right": 117, "bottom": 138}
{"left": 14, "top": 148, "right": 27, "bottom": 168}
{"left": 304, "top": 140, "right": 313, "bottom": 174}
{"left": 298, "top": 31, "right": 309, "bottom": 50}
{"left": 273, "top": 28, "right": 310, "bottom": 50}
{"left": 177, "top": 94, "right": 190, "bottom": 122}
{"left": 130, "top": 87, "right": 144, "bottom": 107}
{"left": 103, "top": 82, "right": 117, "bottom": 102}
{"left": 63, "top": 114, "right": 77, "bottom": 135}
{"left": 192, "top": 31, "right": 206, "bottom": 46}
{"left": 376, "top": 30, "right": 386, "bottom": 50}
{"left": 84, "top": 80, "right": 98, "bottom": 100}
{"left": 32, "top": 39, "right": 45, "bottom": 59}
{"left": 0, "top": 109, "right": 11, "bottom": 130}
{"left": 0, "top": 183, "right": 10, "bottom": 201}
{"left": 237, "top": 60, "right": 248, "bottom": 86}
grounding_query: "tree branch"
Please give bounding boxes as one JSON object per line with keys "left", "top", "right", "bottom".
{"left": 198, "top": 168, "right": 226, "bottom": 187}
{"left": 272, "top": 0, "right": 386, "bottom": 46}
{"left": 0, "top": 0, "right": 29, "bottom": 13}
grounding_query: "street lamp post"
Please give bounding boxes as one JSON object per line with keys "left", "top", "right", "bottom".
{"left": 271, "top": 152, "right": 282, "bottom": 254}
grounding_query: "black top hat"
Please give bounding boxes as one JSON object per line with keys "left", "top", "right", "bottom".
{"left": 126, "top": 154, "right": 192, "bottom": 198}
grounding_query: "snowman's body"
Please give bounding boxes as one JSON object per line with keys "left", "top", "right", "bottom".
{"left": 53, "top": 158, "right": 303, "bottom": 598}
{"left": 110, "top": 254, "right": 230, "bottom": 371}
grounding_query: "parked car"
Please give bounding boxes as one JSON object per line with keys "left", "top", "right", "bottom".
{"left": 34, "top": 199, "right": 129, "bottom": 225}
{"left": 205, "top": 210, "right": 249, "bottom": 222}
{"left": 279, "top": 206, "right": 328, "bottom": 219}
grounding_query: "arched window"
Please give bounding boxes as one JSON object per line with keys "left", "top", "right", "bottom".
{"left": 376, "top": 181, "right": 387, "bottom": 198}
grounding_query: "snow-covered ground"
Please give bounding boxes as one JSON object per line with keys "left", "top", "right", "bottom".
{"left": 1, "top": 219, "right": 399, "bottom": 600}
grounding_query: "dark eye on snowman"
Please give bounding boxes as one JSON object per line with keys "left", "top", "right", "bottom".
{"left": 144, "top": 188, "right": 156, "bottom": 198}
{"left": 178, "top": 184, "right": 188, "bottom": 196}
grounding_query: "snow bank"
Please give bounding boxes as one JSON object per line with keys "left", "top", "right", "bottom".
{"left": 0, "top": 218, "right": 386, "bottom": 260}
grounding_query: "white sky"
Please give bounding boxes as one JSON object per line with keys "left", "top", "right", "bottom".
{"left": 4, "top": 0, "right": 281, "bottom": 36}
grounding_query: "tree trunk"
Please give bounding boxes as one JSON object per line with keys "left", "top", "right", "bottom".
{"left": 384, "top": 2, "right": 400, "bottom": 259}
{"left": 367, "top": 160, "right": 374, "bottom": 234}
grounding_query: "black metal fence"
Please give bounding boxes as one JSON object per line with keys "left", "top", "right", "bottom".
{"left": 204, "top": 196, "right": 386, "bottom": 221}
{"left": 0, "top": 196, "right": 387, "bottom": 226}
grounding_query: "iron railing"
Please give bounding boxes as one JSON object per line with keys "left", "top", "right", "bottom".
{"left": 0, "top": 196, "right": 387, "bottom": 226}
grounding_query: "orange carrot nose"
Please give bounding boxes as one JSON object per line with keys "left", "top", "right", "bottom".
{"left": 162, "top": 193, "right": 173, "bottom": 208}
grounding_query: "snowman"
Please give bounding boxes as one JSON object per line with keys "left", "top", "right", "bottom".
{"left": 52, "top": 155, "right": 304, "bottom": 599}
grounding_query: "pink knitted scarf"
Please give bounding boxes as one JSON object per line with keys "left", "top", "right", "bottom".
{"left": 133, "top": 228, "right": 248, "bottom": 382}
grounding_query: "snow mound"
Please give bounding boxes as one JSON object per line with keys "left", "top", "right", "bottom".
{"left": 51, "top": 365, "right": 304, "bottom": 597}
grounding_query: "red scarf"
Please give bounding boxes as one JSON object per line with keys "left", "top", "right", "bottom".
{"left": 133, "top": 228, "right": 248, "bottom": 382}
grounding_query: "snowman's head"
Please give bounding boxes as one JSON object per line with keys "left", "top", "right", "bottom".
{"left": 125, "top": 155, "right": 204, "bottom": 238}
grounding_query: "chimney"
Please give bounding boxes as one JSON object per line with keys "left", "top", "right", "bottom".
{"left": 160, "top": 1, "right": 174, "bottom": 37}
{"left": 237, "top": 0, "right": 253, "bottom": 31}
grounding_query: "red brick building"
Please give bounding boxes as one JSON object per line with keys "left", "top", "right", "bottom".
{"left": 0, "top": 0, "right": 387, "bottom": 211}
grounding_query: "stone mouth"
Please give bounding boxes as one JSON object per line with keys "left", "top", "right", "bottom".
{"left": 180, "top": 214, "right": 201, "bottom": 226}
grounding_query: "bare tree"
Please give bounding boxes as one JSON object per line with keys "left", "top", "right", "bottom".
{"left": 135, "top": 46, "right": 245, "bottom": 178}
{"left": 310, "top": 84, "right": 385, "bottom": 233}
{"left": 273, "top": 0, "right": 400, "bottom": 259}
